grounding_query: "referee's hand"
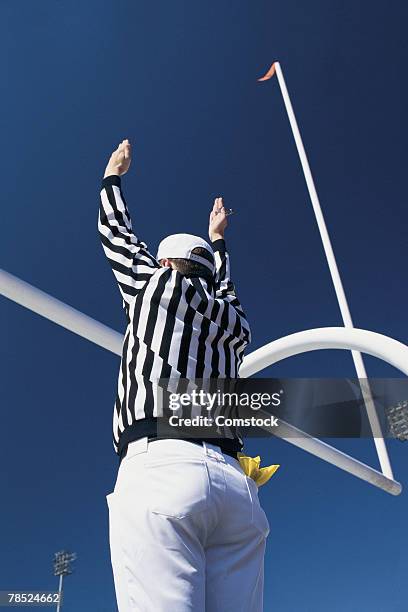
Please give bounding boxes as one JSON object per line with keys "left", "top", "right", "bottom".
{"left": 104, "top": 139, "right": 132, "bottom": 178}
{"left": 209, "top": 197, "right": 228, "bottom": 242}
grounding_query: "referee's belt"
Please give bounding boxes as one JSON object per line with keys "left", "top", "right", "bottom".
{"left": 120, "top": 436, "right": 239, "bottom": 462}
{"left": 120, "top": 437, "right": 279, "bottom": 487}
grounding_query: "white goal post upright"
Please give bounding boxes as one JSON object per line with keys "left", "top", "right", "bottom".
{"left": 259, "top": 61, "right": 394, "bottom": 479}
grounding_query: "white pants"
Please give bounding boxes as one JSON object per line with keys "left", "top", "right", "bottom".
{"left": 106, "top": 437, "right": 270, "bottom": 612}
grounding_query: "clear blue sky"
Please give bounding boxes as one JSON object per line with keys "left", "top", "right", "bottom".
{"left": 0, "top": 1, "right": 407, "bottom": 610}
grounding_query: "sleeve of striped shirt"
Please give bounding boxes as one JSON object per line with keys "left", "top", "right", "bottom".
{"left": 212, "top": 238, "right": 236, "bottom": 298}
{"left": 212, "top": 237, "right": 252, "bottom": 344}
{"left": 98, "top": 175, "right": 161, "bottom": 306}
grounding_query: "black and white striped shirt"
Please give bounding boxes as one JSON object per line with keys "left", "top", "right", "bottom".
{"left": 98, "top": 175, "right": 251, "bottom": 456}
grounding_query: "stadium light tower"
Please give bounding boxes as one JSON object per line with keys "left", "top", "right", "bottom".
{"left": 385, "top": 400, "right": 408, "bottom": 441}
{"left": 53, "top": 550, "right": 76, "bottom": 611}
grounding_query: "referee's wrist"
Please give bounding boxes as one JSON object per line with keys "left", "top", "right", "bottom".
{"left": 101, "top": 174, "right": 122, "bottom": 189}
{"left": 211, "top": 237, "right": 226, "bottom": 252}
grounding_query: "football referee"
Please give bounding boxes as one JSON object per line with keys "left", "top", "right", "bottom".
{"left": 99, "top": 139, "right": 270, "bottom": 611}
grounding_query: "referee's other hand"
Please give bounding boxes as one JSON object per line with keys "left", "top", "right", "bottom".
{"left": 104, "top": 139, "right": 132, "bottom": 178}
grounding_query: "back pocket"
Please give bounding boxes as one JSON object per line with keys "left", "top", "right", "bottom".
{"left": 245, "top": 476, "right": 270, "bottom": 539}
{"left": 144, "top": 458, "right": 210, "bottom": 519}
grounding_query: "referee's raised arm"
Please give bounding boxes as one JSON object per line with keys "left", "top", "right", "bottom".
{"left": 209, "top": 196, "right": 236, "bottom": 298}
{"left": 209, "top": 197, "right": 251, "bottom": 345}
{"left": 98, "top": 139, "right": 160, "bottom": 308}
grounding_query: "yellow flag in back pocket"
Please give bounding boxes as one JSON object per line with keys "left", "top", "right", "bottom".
{"left": 237, "top": 453, "right": 280, "bottom": 487}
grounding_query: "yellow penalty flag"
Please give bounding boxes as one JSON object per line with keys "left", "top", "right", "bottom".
{"left": 237, "top": 452, "right": 280, "bottom": 487}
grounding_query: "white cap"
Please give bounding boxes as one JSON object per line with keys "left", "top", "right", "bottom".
{"left": 156, "top": 233, "right": 215, "bottom": 274}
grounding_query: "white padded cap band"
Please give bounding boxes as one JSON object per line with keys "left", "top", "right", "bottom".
{"left": 156, "top": 233, "right": 215, "bottom": 274}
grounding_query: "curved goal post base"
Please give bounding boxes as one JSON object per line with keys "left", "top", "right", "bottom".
{"left": 0, "top": 268, "right": 405, "bottom": 495}
{"left": 240, "top": 327, "right": 407, "bottom": 496}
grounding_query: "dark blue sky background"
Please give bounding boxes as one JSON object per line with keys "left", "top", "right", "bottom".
{"left": 1, "top": 1, "right": 407, "bottom": 610}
